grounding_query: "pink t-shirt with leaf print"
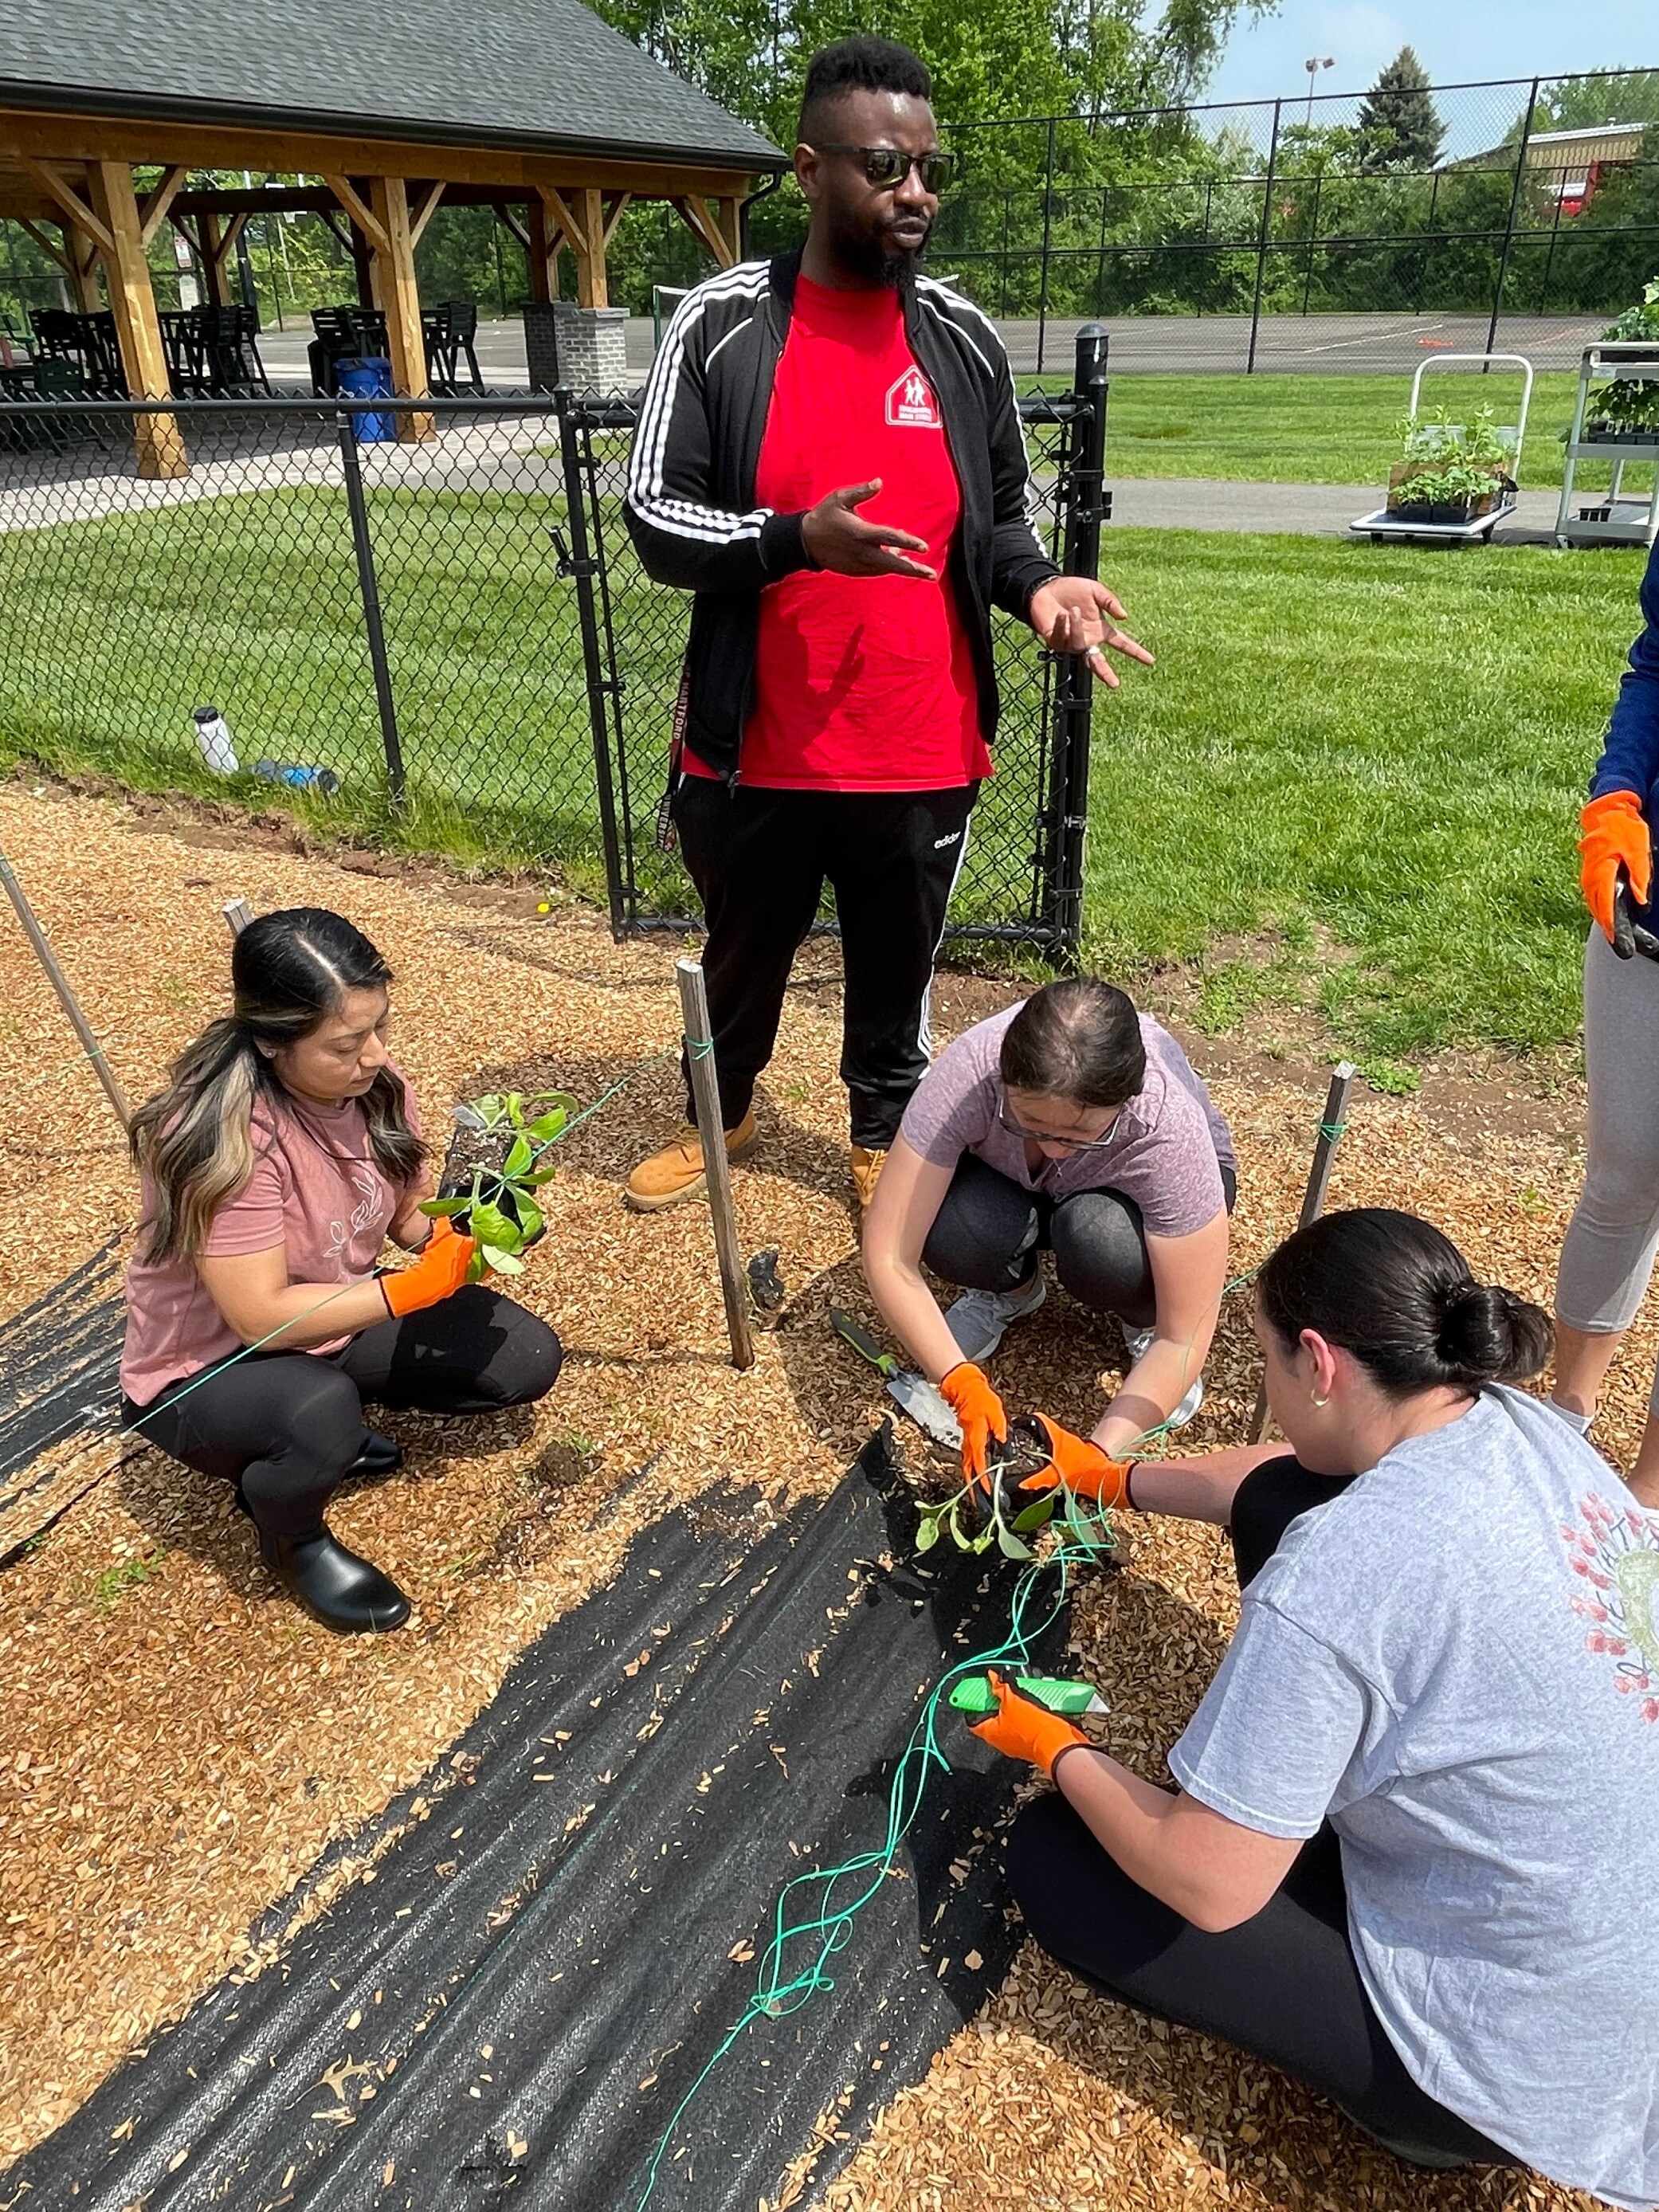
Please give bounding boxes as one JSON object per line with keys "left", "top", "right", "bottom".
{"left": 120, "top": 1069, "right": 424, "bottom": 1406}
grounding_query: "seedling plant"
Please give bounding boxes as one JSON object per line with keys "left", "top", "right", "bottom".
{"left": 915, "top": 1420, "right": 1120, "bottom": 1563}
{"left": 422, "top": 1088, "right": 577, "bottom": 1282}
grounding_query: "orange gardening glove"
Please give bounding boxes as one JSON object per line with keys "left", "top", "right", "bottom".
{"left": 967, "top": 1669, "right": 1089, "bottom": 1776}
{"left": 1579, "top": 790, "right": 1652, "bottom": 943}
{"left": 381, "top": 1218, "right": 484, "bottom": 1318}
{"left": 1018, "top": 1415, "right": 1133, "bottom": 1508}
{"left": 939, "top": 1362, "right": 1008, "bottom": 1489}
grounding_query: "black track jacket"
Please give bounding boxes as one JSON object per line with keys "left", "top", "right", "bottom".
{"left": 623, "top": 249, "right": 1061, "bottom": 784}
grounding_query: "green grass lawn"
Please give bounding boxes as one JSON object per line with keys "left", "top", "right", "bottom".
{"left": 1018, "top": 371, "right": 1655, "bottom": 495}
{"left": 0, "top": 481, "right": 1644, "bottom": 1063}
{"left": 1080, "top": 528, "right": 1644, "bottom": 1058}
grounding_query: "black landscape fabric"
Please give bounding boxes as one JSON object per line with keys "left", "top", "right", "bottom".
{"left": 6, "top": 1432, "right": 1073, "bottom": 2211}
{"left": 0, "top": 1241, "right": 121, "bottom": 1559}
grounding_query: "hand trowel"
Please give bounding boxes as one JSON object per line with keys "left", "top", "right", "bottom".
{"left": 830, "top": 1308, "right": 962, "bottom": 1450}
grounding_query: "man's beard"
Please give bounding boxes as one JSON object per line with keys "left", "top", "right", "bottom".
{"left": 826, "top": 207, "right": 931, "bottom": 289}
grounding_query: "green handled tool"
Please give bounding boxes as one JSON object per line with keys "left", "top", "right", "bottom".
{"left": 950, "top": 1673, "right": 1108, "bottom": 1718}
{"left": 830, "top": 1308, "right": 962, "bottom": 1449}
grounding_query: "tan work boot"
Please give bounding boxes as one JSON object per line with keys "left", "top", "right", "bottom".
{"left": 624, "top": 1111, "right": 759, "bottom": 1212}
{"left": 849, "top": 1144, "right": 888, "bottom": 1210}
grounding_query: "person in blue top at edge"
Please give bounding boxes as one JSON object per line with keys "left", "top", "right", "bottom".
{"left": 1552, "top": 535, "right": 1659, "bottom": 1504}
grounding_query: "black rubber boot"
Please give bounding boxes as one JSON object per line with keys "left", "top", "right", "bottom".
{"left": 260, "top": 1525, "right": 411, "bottom": 1634}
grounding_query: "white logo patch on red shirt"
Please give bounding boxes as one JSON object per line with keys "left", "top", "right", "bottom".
{"left": 885, "top": 367, "right": 942, "bottom": 429}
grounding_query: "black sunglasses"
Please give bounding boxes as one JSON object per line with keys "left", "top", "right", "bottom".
{"left": 809, "top": 143, "right": 955, "bottom": 194}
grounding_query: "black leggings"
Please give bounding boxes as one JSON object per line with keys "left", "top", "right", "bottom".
{"left": 924, "top": 1153, "right": 1237, "bottom": 1330}
{"left": 123, "top": 1287, "right": 563, "bottom": 1543}
{"left": 1004, "top": 1454, "right": 1517, "bottom": 2171}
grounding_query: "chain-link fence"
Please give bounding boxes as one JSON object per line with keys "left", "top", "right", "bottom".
{"left": 558, "top": 335, "right": 1108, "bottom": 955}
{"left": 0, "top": 351, "right": 1110, "bottom": 956}
{"left": 926, "top": 68, "right": 1659, "bottom": 373}
{"left": 0, "top": 395, "right": 612, "bottom": 885}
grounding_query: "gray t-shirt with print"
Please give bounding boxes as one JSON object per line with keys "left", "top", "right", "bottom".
{"left": 1170, "top": 1386, "right": 1659, "bottom": 2210}
{"left": 898, "top": 1004, "right": 1235, "bottom": 1239}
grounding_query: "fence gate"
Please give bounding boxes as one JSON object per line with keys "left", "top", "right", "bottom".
{"left": 557, "top": 326, "right": 1112, "bottom": 961}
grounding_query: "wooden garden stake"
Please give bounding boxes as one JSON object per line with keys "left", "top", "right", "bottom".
{"left": 1248, "top": 1061, "right": 1356, "bottom": 1443}
{"left": 676, "top": 957, "right": 755, "bottom": 1372}
{"left": 222, "top": 896, "right": 255, "bottom": 936}
{"left": 0, "top": 844, "right": 130, "bottom": 1133}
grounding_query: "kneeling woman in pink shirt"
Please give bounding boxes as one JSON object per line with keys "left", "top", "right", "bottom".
{"left": 863, "top": 977, "right": 1234, "bottom": 1484}
{"left": 120, "top": 908, "right": 561, "bottom": 1634}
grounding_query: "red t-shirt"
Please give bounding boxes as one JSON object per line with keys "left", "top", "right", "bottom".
{"left": 685, "top": 274, "right": 989, "bottom": 792}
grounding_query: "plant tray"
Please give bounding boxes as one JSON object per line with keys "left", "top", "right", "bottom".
{"left": 1386, "top": 494, "right": 1497, "bottom": 524}
{"left": 1586, "top": 426, "right": 1659, "bottom": 445}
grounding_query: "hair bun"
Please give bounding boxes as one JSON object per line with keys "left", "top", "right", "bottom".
{"left": 1436, "top": 1281, "right": 1551, "bottom": 1383}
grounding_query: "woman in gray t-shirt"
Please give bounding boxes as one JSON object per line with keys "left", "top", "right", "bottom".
{"left": 863, "top": 978, "right": 1235, "bottom": 1484}
{"left": 971, "top": 1207, "right": 1658, "bottom": 2210}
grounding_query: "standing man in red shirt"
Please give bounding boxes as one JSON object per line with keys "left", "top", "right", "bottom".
{"left": 623, "top": 35, "right": 1152, "bottom": 1213}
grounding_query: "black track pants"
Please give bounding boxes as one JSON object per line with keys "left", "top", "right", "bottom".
{"left": 1005, "top": 1450, "right": 1516, "bottom": 2173}
{"left": 922, "top": 1154, "right": 1238, "bottom": 1330}
{"left": 123, "top": 1287, "right": 563, "bottom": 1543}
{"left": 672, "top": 777, "right": 976, "bottom": 1149}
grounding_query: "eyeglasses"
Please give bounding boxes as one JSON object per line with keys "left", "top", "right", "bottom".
{"left": 808, "top": 143, "right": 955, "bottom": 194}
{"left": 995, "top": 1091, "right": 1121, "bottom": 1152}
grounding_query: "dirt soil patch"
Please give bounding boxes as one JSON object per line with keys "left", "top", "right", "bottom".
{"left": 0, "top": 786, "right": 1630, "bottom": 2212}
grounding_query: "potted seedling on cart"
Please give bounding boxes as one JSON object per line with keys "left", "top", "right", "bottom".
{"left": 1386, "top": 403, "right": 1517, "bottom": 523}
{"left": 422, "top": 1088, "right": 577, "bottom": 1281}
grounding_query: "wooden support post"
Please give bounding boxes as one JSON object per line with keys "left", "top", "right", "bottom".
{"left": 408, "top": 180, "right": 446, "bottom": 246}
{"left": 367, "top": 175, "right": 431, "bottom": 437}
{"left": 1248, "top": 1062, "right": 1357, "bottom": 1444}
{"left": 0, "top": 845, "right": 130, "bottom": 1133}
{"left": 676, "top": 958, "right": 755, "bottom": 1372}
{"left": 520, "top": 194, "right": 555, "bottom": 303}
{"left": 198, "top": 210, "right": 231, "bottom": 305}
{"left": 86, "top": 159, "right": 188, "bottom": 479}
{"left": 541, "top": 183, "right": 610, "bottom": 308}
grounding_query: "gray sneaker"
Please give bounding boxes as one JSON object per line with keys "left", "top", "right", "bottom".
{"left": 945, "top": 1269, "right": 1047, "bottom": 1363}
{"left": 1120, "top": 1320, "right": 1204, "bottom": 1432}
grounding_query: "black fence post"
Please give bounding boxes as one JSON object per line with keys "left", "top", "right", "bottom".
{"left": 555, "top": 387, "right": 629, "bottom": 940}
{"left": 1487, "top": 76, "right": 1540, "bottom": 360}
{"left": 1246, "top": 99, "right": 1283, "bottom": 375}
{"left": 336, "top": 408, "right": 406, "bottom": 810}
{"left": 1036, "top": 116, "right": 1057, "bottom": 375}
{"left": 1044, "top": 324, "right": 1110, "bottom": 963}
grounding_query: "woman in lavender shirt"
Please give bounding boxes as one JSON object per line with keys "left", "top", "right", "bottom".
{"left": 863, "top": 978, "right": 1235, "bottom": 1480}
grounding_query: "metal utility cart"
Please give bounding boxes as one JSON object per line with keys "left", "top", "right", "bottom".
{"left": 1555, "top": 339, "right": 1659, "bottom": 549}
{"left": 1351, "top": 352, "right": 1533, "bottom": 545}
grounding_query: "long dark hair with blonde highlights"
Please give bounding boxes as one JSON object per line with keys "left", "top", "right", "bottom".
{"left": 130, "top": 908, "right": 426, "bottom": 1265}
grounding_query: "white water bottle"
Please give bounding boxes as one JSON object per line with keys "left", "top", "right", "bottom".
{"left": 193, "top": 705, "right": 239, "bottom": 776}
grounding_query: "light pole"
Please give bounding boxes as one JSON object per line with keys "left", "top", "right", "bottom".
{"left": 1304, "top": 56, "right": 1335, "bottom": 127}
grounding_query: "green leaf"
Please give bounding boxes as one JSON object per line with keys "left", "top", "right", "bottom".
{"left": 503, "top": 1135, "right": 533, "bottom": 1179}
{"left": 968, "top": 1526, "right": 994, "bottom": 1555}
{"left": 419, "top": 1195, "right": 470, "bottom": 1217}
{"left": 524, "top": 1110, "right": 568, "bottom": 1145}
{"left": 996, "top": 1524, "right": 1033, "bottom": 1561}
{"left": 914, "top": 1515, "right": 940, "bottom": 1553}
{"left": 512, "top": 1194, "right": 543, "bottom": 1242}
{"left": 480, "top": 1244, "right": 524, "bottom": 1275}
{"left": 504, "top": 1092, "right": 526, "bottom": 1125}
{"left": 1012, "top": 1495, "right": 1057, "bottom": 1534}
{"left": 469, "top": 1202, "right": 521, "bottom": 1253}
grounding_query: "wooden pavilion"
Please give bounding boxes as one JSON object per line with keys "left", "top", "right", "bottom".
{"left": 0, "top": 0, "right": 784, "bottom": 473}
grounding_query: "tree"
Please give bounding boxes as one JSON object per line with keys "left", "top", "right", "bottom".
{"left": 1538, "top": 69, "right": 1659, "bottom": 133}
{"left": 1353, "top": 46, "right": 1444, "bottom": 172}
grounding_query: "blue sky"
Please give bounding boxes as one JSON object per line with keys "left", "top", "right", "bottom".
{"left": 1208, "top": 0, "right": 1659, "bottom": 116}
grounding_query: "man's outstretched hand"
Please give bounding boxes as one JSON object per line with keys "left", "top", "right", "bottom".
{"left": 801, "top": 479, "right": 937, "bottom": 579}
{"left": 1028, "top": 577, "right": 1155, "bottom": 688}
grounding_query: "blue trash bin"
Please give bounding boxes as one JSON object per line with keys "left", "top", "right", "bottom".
{"left": 336, "top": 355, "right": 395, "bottom": 442}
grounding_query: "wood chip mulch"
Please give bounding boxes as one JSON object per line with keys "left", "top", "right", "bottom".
{"left": 0, "top": 784, "right": 1635, "bottom": 2212}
